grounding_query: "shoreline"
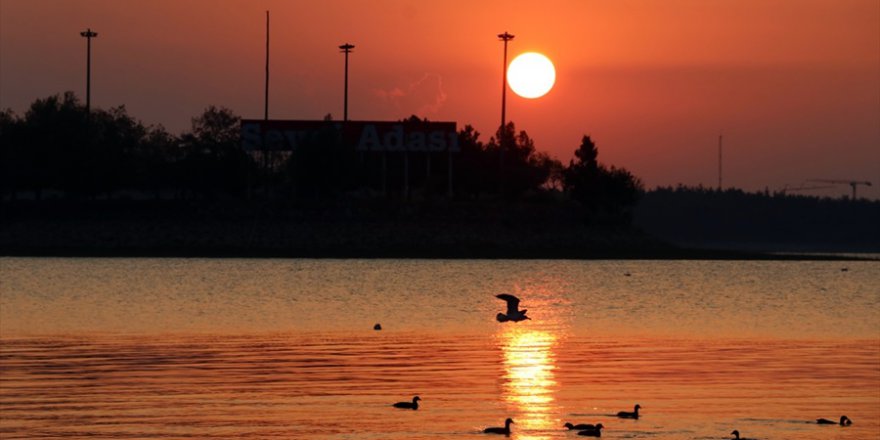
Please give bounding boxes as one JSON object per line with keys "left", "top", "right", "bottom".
{"left": 3, "top": 199, "right": 877, "bottom": 261}
{"left": 2, "top": 246, "right": 876, "bottom": 261}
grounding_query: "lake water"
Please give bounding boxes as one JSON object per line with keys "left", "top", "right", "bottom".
{"left": 1, "top": 258, "right": 878, "bottom": 439}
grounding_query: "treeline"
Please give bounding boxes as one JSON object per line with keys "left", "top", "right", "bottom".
{"left": 0, "top": 92, "right": 643, "bottom": 223}
{"left": 0, "top": 92, "right": 248, "bottom": 200}
{"left": 634, "top": 185, "right": 880, "bottom": 252}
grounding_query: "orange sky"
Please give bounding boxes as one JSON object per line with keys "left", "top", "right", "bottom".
{"left": 2, "top": 0, "right": 878, "bottom": 198}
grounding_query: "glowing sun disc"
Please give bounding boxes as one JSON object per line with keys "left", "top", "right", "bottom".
{"left": 507, "top": 52, "right": 556, "bottom": 99}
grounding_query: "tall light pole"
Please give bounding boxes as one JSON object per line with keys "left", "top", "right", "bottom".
{"left": 498, "top": 31, "right": 514, "bottom": 194}
{"left": 718, "top": 132, "right": 723, "bottom": 191}
{"left": 498, "top": 32, "right": 514, "bottom": 136}
{"left": 264, "top": 11, "right": 270, "bottom": 121}
{"left": 339, "top": 43, "right": 355, "bottom": 122}
{"left": 80, "top": 28, "right": 98, "bottom": 114}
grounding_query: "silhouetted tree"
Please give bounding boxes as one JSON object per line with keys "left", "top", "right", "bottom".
{"left": 284, "top": 118, "right": 350, "bottom": 199}
{"left": 564, "top": 136, "right": 601, "bottom": 209}
{"left": 87, "top": 105, "right": 147, "bottom": 196}
{"left": 486, "top": 122, "right": 558, "bottom": 196}
{"left": 6, "top": 91, "right": 651, "bottom": 219}
{"left": 564, "top": 135, "right": 642, "bottom": 222}
{"left": 544, "top": 155, "right": 566, "bottom": 191}
{"left": 20, "top": 92, "right": 89, "bottom": 197}
{"left": 456, "top": 124, "right": 490, "bottom": 198}
{"left": 179, "top": 106, "right": 253, "bottom": 197}
{"left": 399, "top": 114, "right": 445, "bottom": 198}
{"left": 635, "top": 185, "right": 880, "bottom": 251}
{"left": 1, "top": 93, "right": 176, "bottom": 199}
{"left": 133, "top": 124, "right": 181, "bottom": 198}
{"left": 602, "top": 165, "right": 642, "bottom": 216}
{"left": 194, "top": 106, "right": 238, "bottom": 144}
{"left": 0, "top": 109, "right": 25, "bottom": 198}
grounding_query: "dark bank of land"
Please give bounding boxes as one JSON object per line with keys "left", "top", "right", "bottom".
{"left": 2, "top": 93, "right": 877, "bottom": 260}
{"left": 633, "top": 186, "right": 880, "bottom": 257}
{"left": 1, "top": 195, "right": 877, "bottom": 261}
{"left": 0, "top": 198, "right": 663, "bottom": 259}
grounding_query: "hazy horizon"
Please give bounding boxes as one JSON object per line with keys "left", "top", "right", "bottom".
{"left": 2, "top": 0, "right": 878, "bottom": 199}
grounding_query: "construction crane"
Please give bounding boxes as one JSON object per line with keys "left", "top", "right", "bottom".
{"left": 807, "top": 179, "right": 873, "bottom": 200}
{"left": 778, "top": 184, "right": 833, "bottom": 196}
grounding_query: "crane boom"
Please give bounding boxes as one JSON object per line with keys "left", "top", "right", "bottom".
{"left": 779, "top": 184, "right": 833, "bottom": 195}
{"left": 807, "top": 179, "right": 873, "bottom": 200}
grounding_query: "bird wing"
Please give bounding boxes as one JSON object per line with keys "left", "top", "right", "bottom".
{"left": 496, "top": 293, "right": 520, "bottom": 314}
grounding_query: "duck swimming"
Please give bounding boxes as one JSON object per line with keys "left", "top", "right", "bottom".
{"left": 616, "top": 404, "right": 641, "bottom": 419}
{"left": 564, "top": 422, "right": 598, "bottom": 430}
{"left": 392, "top": 395, "right": 420, "bottom": 410}
{"left": 817, "top": 415, "right": 852, "bottom": 425}
{"left": 495, "top": 294, "right": 530, "bottom": 322}
{"left": 577, "top": 423, "right": 604, "bottom": 437}
{"left": 483, "top": 418, "right": 514, "bottom": 435}
{"left": 731, "top": 429, "right": 757, "bottom": 440}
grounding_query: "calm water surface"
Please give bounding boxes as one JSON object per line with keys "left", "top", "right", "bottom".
{"left": 1, "top": 258, "right": 878, "bottom": 439}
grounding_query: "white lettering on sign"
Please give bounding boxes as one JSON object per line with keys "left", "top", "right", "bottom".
{"left": 241, "top": 123, "right": 263, "bottom": 151}
{"left": 242, "top": 120, "right": 458, "bottom": 152}
{"left": 358, "top": 125, "right": 381, "bottom": 151}
{"left": 356, "top": 124, "right": 459, "bottom": 152}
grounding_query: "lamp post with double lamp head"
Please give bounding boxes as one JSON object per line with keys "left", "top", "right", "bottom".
{"left": 339, "top": 43, "right": 355, "bottom": 122}
{"left": 80, "top": 28, "right": 98, "bottom": 115}
{"left": 497, "top": 31, "right": 514, "bottom": 194}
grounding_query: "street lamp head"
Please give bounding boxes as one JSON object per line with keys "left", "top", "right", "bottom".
{"left": 339, "top": 43, "right": 355, "bottom": 53}
{"left": 498, "top": 31, "right": 514, "bottom": 41}
{"left": 80, "top": 28, "right": 98, "bottom": 38}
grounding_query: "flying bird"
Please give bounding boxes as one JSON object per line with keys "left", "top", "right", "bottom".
{"left": 483, "top": 417, "right": 514, "bottom": 435}
{"left": 495, "top": 294, "right": 530, "bottom": 322}
{"left": 392, "top": 395, "right": 420, "bottom": 410}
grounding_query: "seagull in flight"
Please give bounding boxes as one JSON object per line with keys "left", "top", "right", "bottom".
{"left": 495, "top": 294, "right": 530, "bottom": 322}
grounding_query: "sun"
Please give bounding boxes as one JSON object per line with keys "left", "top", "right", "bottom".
{"left": 507, "top": 52, "right": 556, "bottom": 99}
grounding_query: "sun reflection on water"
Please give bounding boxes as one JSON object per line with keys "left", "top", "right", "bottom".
{"left": 499, "top": 327, "right": 560, "bottom": 439}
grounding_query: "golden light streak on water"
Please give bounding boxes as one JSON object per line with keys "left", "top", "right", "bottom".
{"left": 1, "top": 258, "right": 878, "bottom": 439}
{"left": 499, "top": 328, "right": 560, "bottom": 439}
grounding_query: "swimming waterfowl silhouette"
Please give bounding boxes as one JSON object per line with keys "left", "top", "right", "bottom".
{"left": 816, "top": 415, "right": 852, "bottom": 425}
{"left": 616, "top": 404, "right": 641, "bottom": 419}
{"left": 577, "top": 423, "right": 604, "bottom": 437}
{"left": 373, "top": 323, "right": 382, "bottom": 330}
{"left": 392, "top": 395, "right": 420, "bottom": 410}
{"left": 564, "top": 422, "right": 598, "bottom": 430}
{"left": 483, "top": 418, "right": 514, "bottom": 435}
{"left": 495, "top": 294, "right": 529, "bottom": 322}
{"left": 730, "top": 429, "right": 754, "bottom": 440}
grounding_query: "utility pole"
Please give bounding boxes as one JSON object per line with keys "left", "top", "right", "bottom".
{"left": 498, "top": 31, "right": 514, "bottom": 194}
{"left": 264, "top": 11, "right": 269, "bottom": 121}
{"left": 80, "top": 28, "right": 98, "bottom": 114}
{"left": 339, "top": 43, "right": 355, "bottom": 122}
{"left": 718, "top": 132, "right": 723, "bottom": 191}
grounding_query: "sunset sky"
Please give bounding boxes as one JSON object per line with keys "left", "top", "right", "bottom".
{"left": 2, "top": 0, "right": 878, "bottom": 198}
